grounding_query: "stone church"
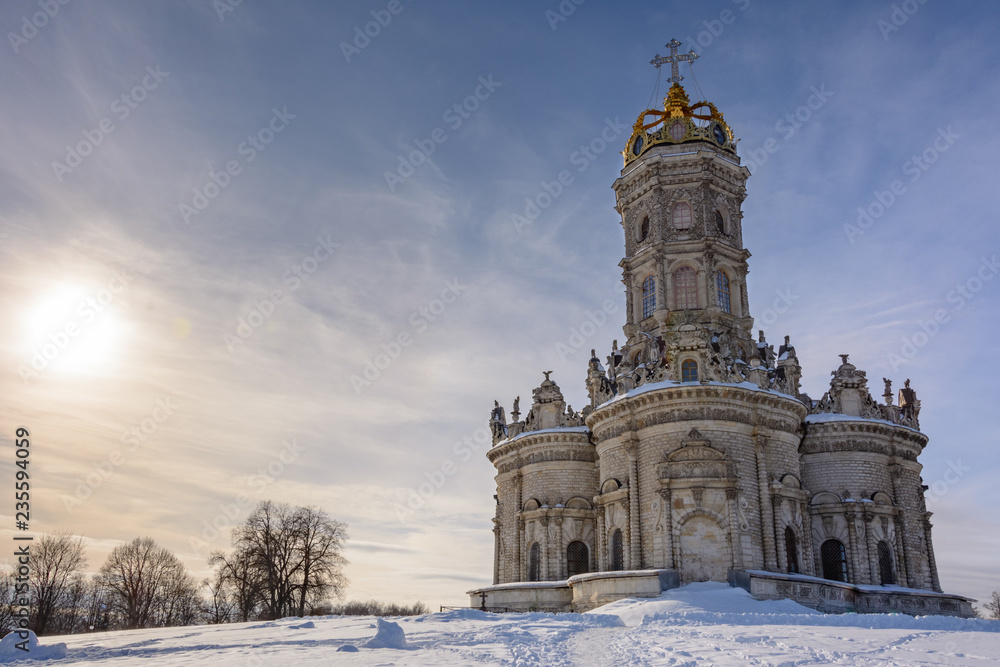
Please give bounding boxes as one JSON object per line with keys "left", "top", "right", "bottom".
{"left": 470, "top": 42, "right": 972, "bottom": 616}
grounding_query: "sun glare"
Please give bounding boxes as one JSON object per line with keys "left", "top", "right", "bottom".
{"left": 23, "top": 284, "right": 126, "bottom": 376}
{"left": 26, "top": 286, "right": 89, "bottom": 338}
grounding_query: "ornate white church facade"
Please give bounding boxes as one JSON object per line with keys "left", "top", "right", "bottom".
{"left": 470, "top": 42, "right": 972, "bottom": 616}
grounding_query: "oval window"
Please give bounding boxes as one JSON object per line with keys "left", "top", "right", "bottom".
{"left": 632, "top": 135, "right": 644, "bottom": 155}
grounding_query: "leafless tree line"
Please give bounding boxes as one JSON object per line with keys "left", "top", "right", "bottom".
{"left": 328, "top": 600, "right": 428, "bottom": 616}
{"left": 0, "top": 501, "right": 355, "bottom": 636}
{"left": 1, "top": 533, "right": 206, "bottom": 636}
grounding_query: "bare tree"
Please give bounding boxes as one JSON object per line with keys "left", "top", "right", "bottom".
{"left": 208, "top": 546, "right": 261, "bottom": 622}
{"left": 985, "top": 590, "right": 1000, "bottom": 621}
{"left": 0, "top": 569, "right": 17, "bottom": 638}
{"left": 49, "top": 575, "right": 89, "bottom": 635}
{"left": 216, "top": 501, "right": 349, "bottom": 621}
{"left": 82, "top": 577, "right": 111, "bottom": 632}
{"left": 292, "top": 506, "right": 347, "bottom": 616}
{"left": 30, "top": 532, "right": 87, "bottom": 635}
{"left": 236, "top": 501, "right": 302, "bottom": 619}
{"left": 152, "top": 564, "right": 201, "bottom": 627}
{"left": 202, "top": 568, "right": 235, "bottom": 625}
{"left": 99, "top": 537, "right": 196, "bottom": 629}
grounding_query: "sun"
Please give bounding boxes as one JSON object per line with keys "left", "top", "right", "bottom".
{"left": 24, "top": 283, "right": 126, "bottom": 376}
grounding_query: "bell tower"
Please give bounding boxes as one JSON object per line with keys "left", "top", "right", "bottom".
{"left": 613, "top": 40, "right": 754, "bottom": 370}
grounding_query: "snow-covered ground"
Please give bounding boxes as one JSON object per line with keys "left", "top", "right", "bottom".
{"left": 22, "top": 583, "right": 1000, "bottom": 665}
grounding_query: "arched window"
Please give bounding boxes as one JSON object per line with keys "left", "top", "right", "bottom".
{"left": 784, "top": 526, "right": 800, "bottom": 574}
{"left": 639, "top": 216, "right": 650, "bottom": 242}
{"left": 641, "top": 275, "right": 656, "bottom": 319}
{"left": 681, "top": 359, "right": 698, "bottom": 383}
{"left": 671, "top": 201, "right": 693, "bottom": 230}
{"left": 715, "top": 210, "right": 726, "bottom": 234}
{"left": 877, "top": 541, "right": 896, "bottom": 585}
{"left": 566, "top": 541, "right": 589, "bottom": 577}
{"left": 610, "top": 529, "right": 624, "bottom": 571}
{"left": 528, "top": 542, "right": 541, "bottom": 582}
{"left": 820, "top": 539, "right": 848, "bottom": 582}
{"left": 716, "top": 270, "right": 731, "bottom": 314}
{"left": 673, "top": 266, "right": 697, "bottom": 310}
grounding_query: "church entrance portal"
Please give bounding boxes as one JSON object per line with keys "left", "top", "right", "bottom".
{"left": 678, "top": 516, "right": 730, "bottom": 583}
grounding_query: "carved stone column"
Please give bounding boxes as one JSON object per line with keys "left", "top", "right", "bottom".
{"left": 888, "top": 464, "right": 917, "bottom": 587}
{"left": 725, "top": 487, "right": 742, "bottom": 569}
{"left": 754, "top": 435, "right": 778, "bottom": 570}
{"left": 514, "top": 471, "right": 522, "bottom": 582}
{"left": 705, "top": 250, "right": 717, "bottom": 309}
{"left": 492, "top": 517, "right": 500, "bottom": 585}
{"left": 517, "top": 516, "right": 525, "bottom": 582}
{"left": 624, "top": 434, "right": 641, "bottom": 569}
{"left": 774, "top": 496, "right": 786, "bottom": 572}
{"left": 539, "top": 516, "right": 552, "bottom": 581}
{"left": 595, "top": 499, "right": 606, "bottom": 571}
{"left": 863, "top": 509, "right": 877, "bottom": 584}
{"left": 664, "top": 267, "right": 675, "bottom": 311}
{"left": 845, "top": 508, "right": 863, "bottom": 584}
{"left": 554, "top": 516, "right": 564, "bottom": 580}
{"left": 801, "top": 503, "right": 816, "bottom": 576}
{"left": 893, "top": 513, "right": 910, "bottom": 588}
{"left": 623, "top": 269, "right": 634, "bottom": 324}
{"left": 659, "top": 487, "right": 674, "bottom": 569}
{"left": 655, "top": 251, "right": 668, "bottom": 314}
{"left": 924, "top": 514, "right": 941, "bottom": 592}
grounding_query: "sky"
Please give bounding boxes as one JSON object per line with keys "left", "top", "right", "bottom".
{"left": 0, "top": 0, "right": 998, "bottom": 610}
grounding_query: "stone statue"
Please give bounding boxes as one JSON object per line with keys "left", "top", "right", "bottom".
{"left": 490, "top": 400, "right": 507, "bottom": 441}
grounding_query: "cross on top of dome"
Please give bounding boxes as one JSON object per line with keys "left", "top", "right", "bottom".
{"left": 650, "top": 38, "right": 699, "bottom": 85}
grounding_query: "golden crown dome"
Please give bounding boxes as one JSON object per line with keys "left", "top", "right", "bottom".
{"left": 623, "top": 82, "right": 735, "bottom": 165}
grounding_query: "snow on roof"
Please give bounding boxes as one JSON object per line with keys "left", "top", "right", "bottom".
{"left": 468, "top": 580, "right": 569, "bottom": 592}
{"left": 743, "top": 571, "right": 974, "bottom": 600}
{"left": 804, "top": 412, "right": 921, "bottom": 432}
{"left": 494, "top": 425, "right": 591, "bottom": 447}
{"left": 598, "top": 379, "right": 799, "bottom": 409}
{"left": 566, "top": 569, "right": 672, "bottom": 585}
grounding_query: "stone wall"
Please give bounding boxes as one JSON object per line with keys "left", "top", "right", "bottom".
{"left": 731, "top": 570, "right": 974, "bottom": 617}
{"left": 468, "top": 569, "right": 679, "bottom": 614}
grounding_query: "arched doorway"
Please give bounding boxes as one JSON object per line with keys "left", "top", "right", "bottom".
{"left": 678, "top": 515, "right": 730, "bottom": 583}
